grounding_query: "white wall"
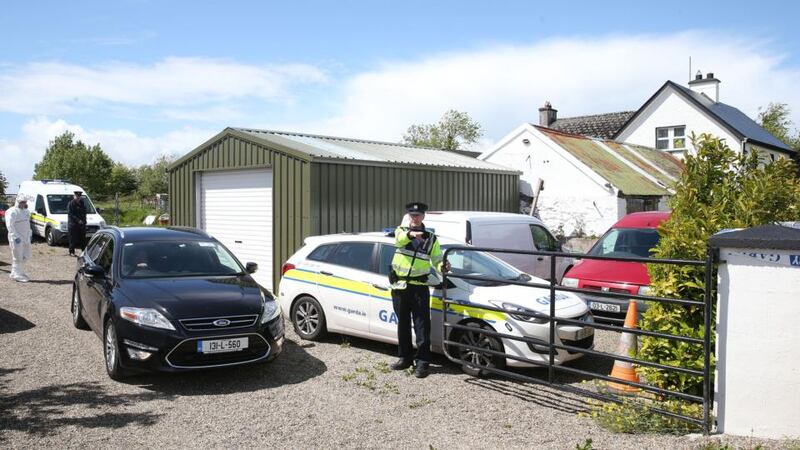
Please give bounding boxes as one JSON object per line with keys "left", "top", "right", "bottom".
{"left": 616, "top": 89, "right": 741, "bottom": 156}
{"left": 482, "top": 127, "right": 620, "bottom": 236}
{"left": 715, "top": 248, "right": 800, "bottom": 439}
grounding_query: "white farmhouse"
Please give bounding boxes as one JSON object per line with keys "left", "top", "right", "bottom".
{"left": 614, "top": 72, "right": 794, "bottom": 160}
{"left": 480, "top": 125, "right": 683, "bottom": 236}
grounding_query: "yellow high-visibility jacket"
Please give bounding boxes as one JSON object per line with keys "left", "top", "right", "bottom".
{"left": 390, "top": 226, "right": 443, "bottom": 287}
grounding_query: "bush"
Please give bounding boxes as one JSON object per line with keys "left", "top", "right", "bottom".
{"left": 638, "top": 134, "right": 800, "bottom": 395}
{"left": 586, "top": 397, "right": 703, "bottom": 434}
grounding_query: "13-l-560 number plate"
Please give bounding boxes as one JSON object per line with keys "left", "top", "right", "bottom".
{"left": 197, "top": 337, "right": 248, "bottom": 354}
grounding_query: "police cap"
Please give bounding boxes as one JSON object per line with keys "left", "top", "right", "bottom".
{"left": 405, "top": 202, "right": 428, "bottom": 214}
{"left": 74, "top": 191, "right": 83, "bottom": 196}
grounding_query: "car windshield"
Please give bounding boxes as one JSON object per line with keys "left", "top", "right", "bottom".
{"left": 121, "top": 240, "right": 244, "bottom": 279}
{"left": 442, "top": 245, "right": 528, "bottom": 286}
{"left": 588, "top": 228, "right": 660, "bottom": 259}
{"left": 47, "top": 195, "right": 97, "bottom": 214}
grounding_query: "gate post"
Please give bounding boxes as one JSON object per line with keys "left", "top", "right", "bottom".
{"left": 709, "top": 224, "right": 800, "bottom": 439}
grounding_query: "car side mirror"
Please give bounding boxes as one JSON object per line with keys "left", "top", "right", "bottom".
{"left": 84, "top": 263, "right": 106, "bottom": 278}
{"left": 245, "top": 262, "right": 258, "bottom": 274}
{"left": 37, "top": 208, "right": 46, "bottom": 216}
{"left": 96, "top": 207, "right": 104, "bottom": 213}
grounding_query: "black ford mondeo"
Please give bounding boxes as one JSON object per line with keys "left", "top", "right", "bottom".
{"left": 71, "top": 226, "right": 283, "bottom": 380}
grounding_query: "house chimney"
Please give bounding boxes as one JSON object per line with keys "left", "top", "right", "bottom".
{"left": 688, "top": 71, "right": 721, "bottom": 102}
{"left": 538, "top": 101, "right": 557, "bottom": 127}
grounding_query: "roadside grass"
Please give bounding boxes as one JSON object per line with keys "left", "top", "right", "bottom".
{"left": 94, "top": 197, "right": 163, "bottom": 227}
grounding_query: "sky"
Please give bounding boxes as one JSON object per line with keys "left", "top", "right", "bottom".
{"left": 2, "top": 0, "right": 800, "bottom": 192}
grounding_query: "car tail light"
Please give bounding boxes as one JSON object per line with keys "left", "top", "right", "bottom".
{"left": 281, "top": 263, "right": 296, "bottom": 275}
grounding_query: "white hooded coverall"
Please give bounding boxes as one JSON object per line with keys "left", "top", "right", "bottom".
{"left": 6, "top": 196, "right": 32, "bottom": 281}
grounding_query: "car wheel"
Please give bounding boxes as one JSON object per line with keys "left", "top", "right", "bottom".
{"left": 291, "top": 296, "right": 326, "bottom": 340}
{"left": 71, "top": 283, "right": 89, "bottom": 330}
{"left": 452, "top": 321, "right": 505, "bottom": 378}
{"left": 104, "top": 320, "right": 127, "bottom": 381}
{"left": 45, "top": 227, "right": 57, "bottom": 246}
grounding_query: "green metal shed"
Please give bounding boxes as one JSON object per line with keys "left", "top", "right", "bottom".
{"left": 167, "top": 128, "right": 520, "bottom": 291}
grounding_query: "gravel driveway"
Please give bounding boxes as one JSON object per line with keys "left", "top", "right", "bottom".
{"left": 0, "top": 241, "right": 790, "bottom": 449}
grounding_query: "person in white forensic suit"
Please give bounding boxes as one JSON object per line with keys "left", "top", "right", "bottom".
{"left": 5, "top": 195, "right": 33, "bottom": 282}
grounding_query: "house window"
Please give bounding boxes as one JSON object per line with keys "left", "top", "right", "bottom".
{"left": 656, "top": 126, "right": 686, "bottom": 151}
{"left": 625, "top": 197, "right": 661, "bottom": 215}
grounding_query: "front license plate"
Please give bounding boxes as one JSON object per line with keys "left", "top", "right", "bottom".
{"left": 588, "top": 301, "right": 621, "bottom": 313}
{"left": 197, "top": 337, "right": 248, "bottom": 354}
{"left": 575, "top": 327, "right": 594, "bottom": 340}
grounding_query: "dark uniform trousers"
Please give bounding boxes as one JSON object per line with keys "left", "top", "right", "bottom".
{"left": 391, "top": 283, "right": 431, "bottom": 363}
{"left": 68, "top": 223, "right": 86, "bottom": 254}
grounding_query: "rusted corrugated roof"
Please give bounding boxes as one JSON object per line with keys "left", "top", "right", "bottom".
{"left": 620, "top": 143, "right": 685, "bottom": 179}
{"left": 536, "top": 126, "right": 673, "bottom": 196}
{"left": 604, "top": 142, "right": 676, "bottom": 188}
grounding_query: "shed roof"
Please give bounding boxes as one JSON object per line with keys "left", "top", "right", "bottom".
{"left": 234, "top": 128, "right": 517, "bottom": 173}
{"left": 536, "top": 126, "right": 674, "bottom": 196}
{"left": 544, "top": 111, "right": 635, "bottom": 139}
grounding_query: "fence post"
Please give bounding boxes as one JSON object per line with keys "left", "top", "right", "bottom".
{"left": 114, "top": 193, "right": 119, "bottom": 226}
{"left": 548, "top": 254, "right": 556, "bottom": 384}
{"left": 703, "top": 247, "right": 714, "bottom": 434}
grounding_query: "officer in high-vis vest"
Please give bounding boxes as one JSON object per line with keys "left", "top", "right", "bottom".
{"left": 388, "top": 202, "right": 448, "bottom": 378}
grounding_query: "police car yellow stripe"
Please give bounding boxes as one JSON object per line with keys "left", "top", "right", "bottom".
{"left": 283, "top": 268, "right": 505, "bottom": 322}
{"left": 30, "top": 213, "right": 59, "bottom": 226}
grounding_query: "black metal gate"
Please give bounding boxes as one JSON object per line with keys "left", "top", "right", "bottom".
{"left": 440, "top": 246, "right": 714, "bottom": 433}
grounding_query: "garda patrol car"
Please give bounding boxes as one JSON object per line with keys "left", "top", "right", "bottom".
{"left": 19, "top": 180, "right": 106, "bottom": 246}
{"left": 278, "top": 232, "right": 594, "bottom": 375}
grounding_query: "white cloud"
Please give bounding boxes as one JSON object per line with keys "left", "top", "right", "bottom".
{"left": 291, "top": 31, "right": 800, "bottom": 149}
{"left": 0, "top": 57, "right": 327, "bottom": 116}
{"left": 1, "top": 117, "right": 212, "bottom": 193}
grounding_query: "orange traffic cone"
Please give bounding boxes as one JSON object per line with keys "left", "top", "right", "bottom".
{"left": 607, "top": 300, "right": 641, "bottom": 394}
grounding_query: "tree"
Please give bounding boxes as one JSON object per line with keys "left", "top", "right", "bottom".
{"left": 757, "top": 102, "right": 799, "bottom": 148}
{"left": 136, "top": 154, "right": 175, "bottom": 197}
{"left": 33, "top": 132, "right": 114, "bottom": 197}
{"left": 402, "top": 109, "right": 483, "bottom": 151}
{"left": 0, "top": 171, "right": 7, "bottom": 197}
{"left": 637, "top": 133, "right": 800, "bottom": 397}
{"left": 109, "top": 163, "right": 138, "bottom": 196}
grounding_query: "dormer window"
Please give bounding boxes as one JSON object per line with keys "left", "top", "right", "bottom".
{"left": 656, "top": 126, "right": 686, "bottom": 152}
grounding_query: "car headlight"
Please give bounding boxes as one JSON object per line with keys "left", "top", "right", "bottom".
{"left": 637, "top": 285, "right": 652, "bottom": 296}
{"left": 99, "top": 220, "right": 106, "bottom": 228}
{"left": 561, "top": 277, "right": 579, "bottom": 288}
{"left": 260, "top": 291, "right": 281, "bottom": 324}
{"left": 59, "top": 222, "right": 68, "bottom": 232}
{"left": 120, "top": 307, "right": 176, "bottom": 330}
{"left": 490, "top": 301, "right": 548, "bottom": 324}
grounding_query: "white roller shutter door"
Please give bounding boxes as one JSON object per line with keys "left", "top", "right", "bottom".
{"left": 199, "top": 169, "right": 273, "bottom": 290}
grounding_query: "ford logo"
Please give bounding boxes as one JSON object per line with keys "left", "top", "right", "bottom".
{"left": 213, "top": 319, "right": 231, "bottom": 327}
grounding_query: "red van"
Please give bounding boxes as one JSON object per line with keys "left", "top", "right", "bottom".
{"left": 561, "top": 211, "right": 670, "bottom": 324}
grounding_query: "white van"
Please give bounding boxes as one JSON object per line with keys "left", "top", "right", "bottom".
{"left": 421, "top": 211, "right": 574, "bottom": 282}
{"left": 19, "top": 180, "right": 106, "bottom": 246}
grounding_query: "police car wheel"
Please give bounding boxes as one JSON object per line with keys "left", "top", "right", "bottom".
{"left": 71, "top": 283, "right": 90, "bottom": 330}
{"left": 291, "top": 296, "right": 326, "bottom": 340}
{"left": 46, "top": 227, "right": 57, "bottom": 246}
{"left": 453, "top": 322, "right": 505, "bottom": 378}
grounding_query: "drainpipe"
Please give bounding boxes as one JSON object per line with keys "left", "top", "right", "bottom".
{"left": 741, "top": 137, "right": 748, "bottom": 156}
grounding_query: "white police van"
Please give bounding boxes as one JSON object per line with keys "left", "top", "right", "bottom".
{"left": 19, "top": 180, "right": 106, "bottom": 246}
{"left": 278, "top": 232, "right": 594, "bottom": 375}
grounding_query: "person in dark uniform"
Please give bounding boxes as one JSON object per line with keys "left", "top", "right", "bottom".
{"left": 388, "top": 202, "right": 449, "bottom": 378}
{"left": 67, "top": 190, "right": 87, "bottom": 256}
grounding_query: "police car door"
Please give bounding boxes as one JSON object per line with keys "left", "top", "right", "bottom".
{"left": 367, "top": 243, "right": 400, "bottom": 339}
{"left": 314, "top": 242, "right": 375, "bottom": 334}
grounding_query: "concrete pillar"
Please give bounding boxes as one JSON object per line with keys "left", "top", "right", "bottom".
{"left": 709, "top": 224, "right": 800, "bottom": 439}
